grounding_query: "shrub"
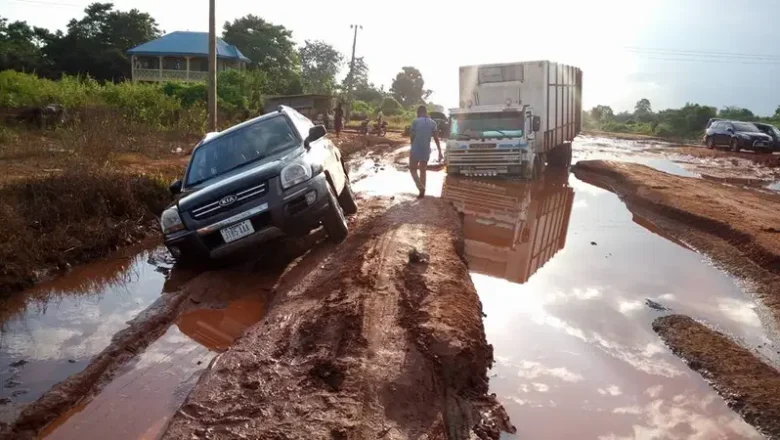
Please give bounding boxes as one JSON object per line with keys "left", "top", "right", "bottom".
{"left": 380, "top": 97, "right": 403, "bottom": 116}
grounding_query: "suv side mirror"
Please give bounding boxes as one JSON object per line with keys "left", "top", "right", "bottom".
{"left": 169, "top": 179, "right": 182, "bottom": 196}
{"left": 307, "top": 125, "right": 327, "bottom": 146}
{"left": 532, "top": 116, "right": 541, "bottom": 132}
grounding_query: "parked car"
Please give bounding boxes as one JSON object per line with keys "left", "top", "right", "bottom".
{"left": 704, "top": 120, "right": 774, "bottom": 153}
{"left": 751, "top": 122, "right": 780, "bottom": 151}
{"left": 161, "top": 106, "right": 357, "bottom": 262}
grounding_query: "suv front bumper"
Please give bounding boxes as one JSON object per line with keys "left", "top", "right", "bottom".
{"left": 164, "top": 173, "right": 332, "bottom": 260}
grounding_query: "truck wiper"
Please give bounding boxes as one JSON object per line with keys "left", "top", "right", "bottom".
{"left": 490, "top": 130, "right": 508, "bottom": 138}
{"left": 454, "top": 133, "right": 472, "bottom": 140}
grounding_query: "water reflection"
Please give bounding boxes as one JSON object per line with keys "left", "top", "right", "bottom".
{"left": 0, "top": 245, "right": 169, "bottom": 420}
{"left": 455, "top": 166, "right": 768, "bottom": 438}
{"left": 441, "top": 171, "right": 574, "bottom": 284}
{"left": 176, "top": 297, "right": 264, "bottom": 351}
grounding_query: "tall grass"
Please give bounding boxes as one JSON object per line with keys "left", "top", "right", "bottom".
{"left": 0, "top": 70, "right": 267, "bottom": 132}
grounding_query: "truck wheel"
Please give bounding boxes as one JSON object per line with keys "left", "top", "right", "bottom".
{"left": 706, "top": 137, "right": 715, "bottom": 149}
{"left": 323, "top": 183, "right": 349, "bottom": 243}
{"left": 548, "top": 143, "right": 572, "bottom": 168}
{"left": 532, "top": 156, "right": 544, "bottom": 179}
{"left": 337, "top": 176, "right": 358, "bottom": 216}
{"left": 730, "top": 139, "right": 741, "bottom": 152}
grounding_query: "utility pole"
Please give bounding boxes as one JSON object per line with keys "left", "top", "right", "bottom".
{"left": 207, "top": 0, "right": 217, "bottom": 131}
{"left": 346, "top": 24, "right": 362, "bottom": 120}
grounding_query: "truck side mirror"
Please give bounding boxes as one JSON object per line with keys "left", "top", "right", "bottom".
{"left": 533, "top": 116, "right": 541, "bottom": 132}
{"left": 169, "top": 179, "right": 182, "bottom": 196}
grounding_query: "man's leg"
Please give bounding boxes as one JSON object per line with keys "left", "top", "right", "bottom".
{"left": 418, "top": 161, "right": 428, "bottom": 196}
{"left": 409, "top": 160, "right": 424, "bottom": 195}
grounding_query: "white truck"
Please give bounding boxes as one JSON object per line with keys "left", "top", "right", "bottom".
{"left": 446, "top": 61, "right": 583, "bottom": 178}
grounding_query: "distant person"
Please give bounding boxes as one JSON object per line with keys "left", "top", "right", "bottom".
{"left": 409, "top": 105, "right": 443, "bottom": 198}
{"left": 334, "top": 102, "right": 344, "bottom": 138}
{"left": 375, "top": 109, "right": 384, "bottom": 128}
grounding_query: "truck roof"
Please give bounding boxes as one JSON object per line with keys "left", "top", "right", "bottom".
{"left": 449, "top": 105, "right": 526, "bottom": 115}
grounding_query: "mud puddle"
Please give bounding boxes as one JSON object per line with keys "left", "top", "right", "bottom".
{"left": 575, "top": 135, "right": 699, "bottom": 178}
{"left": 40, "top": 295, "right": 264, "bottom": 439}
{"left": 0, "top": 244, "right": 171, "bottom": 424}
{"left": 440, "top": 170, "right": 773, "bottom": 437}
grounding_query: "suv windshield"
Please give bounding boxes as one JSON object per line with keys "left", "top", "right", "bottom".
{"left": 451, "top": 112, "right": 524, "bottom": 138}
{"left": 733, "top": 122, "right": 759, "bottom": 132}
{"left": 185, "top": 116, "right": 299, "bottom": 187}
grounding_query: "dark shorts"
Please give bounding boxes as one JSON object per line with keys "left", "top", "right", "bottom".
{"left": 410, "top": 145, "right": 431, "bottom": 163}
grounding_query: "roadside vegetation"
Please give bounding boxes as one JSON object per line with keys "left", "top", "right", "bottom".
{"left": 585, "top": 98, "right": 780, "bottom": 141}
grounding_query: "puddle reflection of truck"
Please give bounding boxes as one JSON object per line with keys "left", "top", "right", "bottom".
{"left": 442, "top": 172, "right": 574, "bottom": 283}
{"left": 447, "top": 61, "right": 582, "bottom": 178}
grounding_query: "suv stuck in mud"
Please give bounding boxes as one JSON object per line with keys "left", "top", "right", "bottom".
{"left": 161, "top": 106, "right": 358, "bottom": 261}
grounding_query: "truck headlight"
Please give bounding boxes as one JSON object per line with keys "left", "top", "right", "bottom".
{"left": 281, "top": 159, "right": 312, "bottom": 189}
{"left": 161, "top": 207, "right": 184, "bottom": 234}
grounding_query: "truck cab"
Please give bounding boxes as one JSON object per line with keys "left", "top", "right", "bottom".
{"left": 446, "top": 104, "right": 542, "bottom": 177}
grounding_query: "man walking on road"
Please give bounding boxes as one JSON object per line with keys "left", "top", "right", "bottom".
{"left": 334, "top": 102, "right": 344, "bottom": 138}
{"left": 409, "top": 105, "right": 443, "bottom": 198}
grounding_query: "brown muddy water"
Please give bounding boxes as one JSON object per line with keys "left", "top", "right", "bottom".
{"left": 438, "top": 136, "right": 778, "bottom": 439}
{"left": 41, "top": 297, "right": 264, "bottom": 439}
{"left": 0, "top": 244, "right": 171, "bottom": 424}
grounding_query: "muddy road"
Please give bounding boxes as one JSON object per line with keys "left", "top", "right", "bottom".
{"left": 2, "top": 134, "right": 780, "bottom": 439}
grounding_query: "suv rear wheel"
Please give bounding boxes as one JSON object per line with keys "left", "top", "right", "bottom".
{"left": 323, "top": 182, "right": 349, "bottom": 242}
{"left": 706, "top": 137, "right": 715, "bottom": 149}
{"left": 730, "top": 138, "right": 741, "bottom": 152}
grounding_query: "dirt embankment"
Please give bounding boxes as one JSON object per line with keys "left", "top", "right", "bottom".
{"left": 668, "top": 146, "right": 780, "bottom": 169}
{"left": 653, "top": 315, "right": 780, "bottom": 438}
{"left": 162, "top": 197, "right": 514, "bottom": 440}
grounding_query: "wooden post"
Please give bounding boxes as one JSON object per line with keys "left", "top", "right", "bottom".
{"left": 131, "top": 56, "right": 136, "bottom": 82}
{"left": 186, "top": 57, "right": 191, "bottom": 81}
{"left": 158, "top": 56, "right": 163, "bottom": 80}
{"left": 207, "top": 0, "right": 217, "bottom": 131}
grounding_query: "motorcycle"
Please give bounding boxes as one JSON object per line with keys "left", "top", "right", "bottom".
{"left": 359, "top": 119, "right": 387, "bottom": 137}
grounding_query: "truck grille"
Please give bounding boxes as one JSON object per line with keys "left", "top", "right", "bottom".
{"left": 447, "top": 149, "right": 523, "bottom": 166}
{"left": 191, "top": 182, "right": 268, "bottom": 220}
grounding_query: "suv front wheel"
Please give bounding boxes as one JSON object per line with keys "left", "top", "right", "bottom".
{"left": 323, "top": 182, "right": 349, "bottom": 242}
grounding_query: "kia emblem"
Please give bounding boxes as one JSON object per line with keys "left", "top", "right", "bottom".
{"left": 219, "top": 195, "right": 237, "bottom": 207}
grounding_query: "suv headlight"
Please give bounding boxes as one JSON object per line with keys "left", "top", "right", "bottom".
{"left": 161, "top": 207, "right": 184, "bottom": 234}
{"left": 280, "top": 159, "right": 313, "bottom": 189}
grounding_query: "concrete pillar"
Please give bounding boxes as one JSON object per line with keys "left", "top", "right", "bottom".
{"left": 186, "top": 57, "right": 191, "bottom": 80}
{"left": 158, "top": 56, "right": 163, "bottom": 80}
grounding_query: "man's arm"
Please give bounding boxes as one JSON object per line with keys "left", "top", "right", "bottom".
{"left": 432, "top": 121, "right": 443, "bottom": 162}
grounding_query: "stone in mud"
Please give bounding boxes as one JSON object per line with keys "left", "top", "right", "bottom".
{"left": 0, "top": 397, "right": 11, "bottom": 405}
{"left": 10, "top": 389, "right": 28, "bottom": 397}
{"left": 645, "top": 299, "right": 670, "bottom": 312}
{"left": 408, "top": 247, "right": 429, "bottom": 264}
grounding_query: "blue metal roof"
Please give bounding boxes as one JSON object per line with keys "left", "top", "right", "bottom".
{"left": 127, "top": 31, "right": 251, "bottom": 62}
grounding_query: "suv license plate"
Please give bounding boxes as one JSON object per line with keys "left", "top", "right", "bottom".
{"left": 220, "top": 220, "right": 254, "bottom": 243}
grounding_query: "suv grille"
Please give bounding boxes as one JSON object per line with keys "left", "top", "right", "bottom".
{"left": 191, "top": 182, "right": 268, "bottom": 220}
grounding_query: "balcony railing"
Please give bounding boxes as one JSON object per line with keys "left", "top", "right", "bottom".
{"left": 133, "top": 68, "right": 208, "bottom": 82}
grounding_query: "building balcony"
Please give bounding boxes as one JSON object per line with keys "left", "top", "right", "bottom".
{"left": 133, "top": 68, "right": 208, "bottom": 82}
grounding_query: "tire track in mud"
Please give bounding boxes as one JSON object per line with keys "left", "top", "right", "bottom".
{"left": 161, "top": 197, "right": 514, "bottom": 440}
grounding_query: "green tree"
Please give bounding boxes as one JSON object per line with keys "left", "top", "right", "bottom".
{"left": 589, "top": 105, "right": 614, "bottom": 121}
{"left": 222, "top": 14, "right": 300, "bottom": 94}
{"left": 634, "top": 98, "right": 654, "bottom": 123}
{"left": 298, "top": 40, "right": 343, "bottom": 94}
{"left": 42, "top": 3, "right": 160, "bottom": 81}
{"left": 390, "top": 66, "right": 431, "bottom": 107}
{"left": 0, "top": 17, "right": 57, "bottom": 74}
{"left": 718, "top": 106, "right": 754, "bottom": 121}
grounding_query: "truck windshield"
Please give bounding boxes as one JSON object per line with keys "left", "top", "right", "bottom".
{"left": 185, "top": 115, "right": 300, "bottom": 187}
{"left": 450, "top": 112, "right": 524, "bottom": 138}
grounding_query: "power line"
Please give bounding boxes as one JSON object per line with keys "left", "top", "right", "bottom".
{"left": 624, "top": 46, "right": 780, "bottom": 62}
{"left": 7, "top": 0, "right": 82, "bottom": 7}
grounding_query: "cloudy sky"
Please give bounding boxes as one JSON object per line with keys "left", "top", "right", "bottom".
{"left": 3, "top": 0, "right": 780, "bottom": 115}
